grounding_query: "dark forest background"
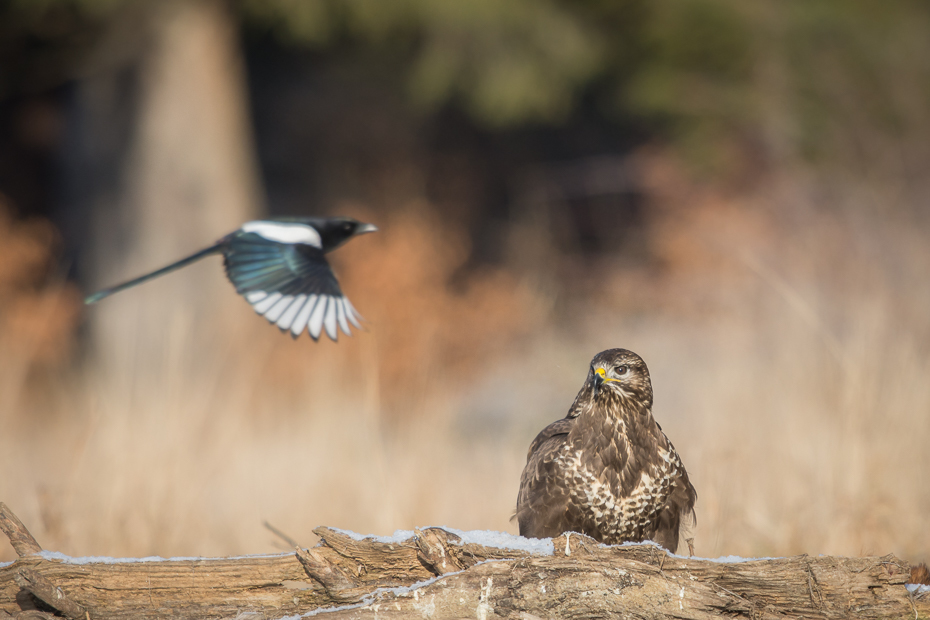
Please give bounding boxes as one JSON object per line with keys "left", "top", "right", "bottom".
{"left": 1, "top": 0, "right": 929, "bottom": 562}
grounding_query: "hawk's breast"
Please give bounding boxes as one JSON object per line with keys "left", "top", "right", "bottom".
{"left": 555, "top": 428, "right": 680, "bottom": 544}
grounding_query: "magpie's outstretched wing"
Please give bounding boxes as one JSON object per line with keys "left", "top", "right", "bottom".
{"left": 224, "top": 233, "right": 363, "bottom": 341}
{"left": 85, "top": 217, "right": 375, "bottom": 342}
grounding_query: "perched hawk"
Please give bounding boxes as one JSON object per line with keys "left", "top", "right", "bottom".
{"left": 85, "top": 217, "right": 377, "bottom": 341}
{"left": 515, "top": 348, "right": 696, "bottom": 553}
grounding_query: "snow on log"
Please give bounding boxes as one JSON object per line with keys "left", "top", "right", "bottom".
{"left": 1, "top": 503, "right": 927, "bottom": 619}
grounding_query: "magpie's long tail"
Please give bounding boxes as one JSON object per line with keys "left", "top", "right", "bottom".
{"left": 84, "top": 243, "right": 226, "bottom": 304}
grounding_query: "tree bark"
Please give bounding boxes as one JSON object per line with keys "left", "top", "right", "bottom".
{"left": 1, "top": 512, "right": 926, "bottom": 620}
{"left": 83, "top": 0, "right": 262, "bottom": 368}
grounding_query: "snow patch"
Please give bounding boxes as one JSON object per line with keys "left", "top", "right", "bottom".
{"left": 300, "top": 601, "right": 366, "bottom": 617}
{"left": 298, "top": 573, "right": 448, "bottom": 618}
{"left": 610, "top": 539, "right": 778, "bottom": 563}
{"left": 329, "top": 527, "right": 555, "bottom": 556}
{"left": 698, "top": 554, "right": 779, "bottom": 563}
{"left": 906, "top": 583, "right": 930, "bottom": 595}
{"left": 329, "top": 527, "right": 416, "bottom": 544}
{"left": 454, "top": 528, "right": 555, "bottom": 555}
{"left": 28, "top": 535, "right": 773, "bottom": 567}
{"left": 37, "top": 550, "right": 291, "bottom": 565}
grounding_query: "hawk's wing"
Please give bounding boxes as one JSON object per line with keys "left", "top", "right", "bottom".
{"left": 223, "top": 233, "right": 362, "bottom": 341}
{"left": 651, "top": 433, "right": 697, "bottom": 554}
{"left": 515, "top": 417, "right": 575, "bottom": 539}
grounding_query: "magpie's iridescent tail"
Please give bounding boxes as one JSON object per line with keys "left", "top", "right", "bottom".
{"left": 84, "top": 243, "right": 225, "bottom": 304}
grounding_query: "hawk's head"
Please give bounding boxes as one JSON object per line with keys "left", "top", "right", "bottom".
{"left": 588, "top": 348, "right": 653, "bottom": 409}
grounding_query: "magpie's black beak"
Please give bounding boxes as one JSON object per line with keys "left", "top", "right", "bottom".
{"left": 356, "top": 223, "right": 378, "bottom": 235}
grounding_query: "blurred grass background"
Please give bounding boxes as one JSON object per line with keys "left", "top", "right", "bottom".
{"left": 1, "top": 0, "right": 929, "bottom": 563}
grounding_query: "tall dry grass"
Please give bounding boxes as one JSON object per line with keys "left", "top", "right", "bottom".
{"left": 1, "top": 162, "right": 929, "bottom": 564}
{"left": 591, "top": 156, "right": 930, "bottom": 559}
{"left": 0, "top": 204, "right": 542, "bottom": 561}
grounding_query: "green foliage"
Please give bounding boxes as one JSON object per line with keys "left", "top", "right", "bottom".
{"left": 618, "top": 0, "right": 755, "bottom": 171}
{"left": 0, "top": 0, "right": 126, "bottom": 98}
{"left": 241, "top": 0, "right": 930, "bottom": 173}
{"left": 407, "top": 0, "right": 602, "bottom": 126}
{"left": 239, "top": 0, "right": 344, "bottom": 45}
{"left": 778, "top": 0, "right": 930, "bottom": 166}
{"left": 605, "top": 0, "right": 930, "bottom": 172}
{"left": 5, "top": 0, "right": 126, "bottom": 20}
{"left": 239, "top": 0, "right": 602, "bottom": 126}
{"left": 5, "top": 0, "right": 930, "bottom": 170}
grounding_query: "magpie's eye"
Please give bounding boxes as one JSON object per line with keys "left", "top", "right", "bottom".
{"left": 614, "top": 365, "right": 629, "bottom": 376}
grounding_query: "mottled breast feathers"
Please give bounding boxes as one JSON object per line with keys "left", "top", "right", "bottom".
{"left": 515, "top": 348, "right": 696, "bottom": 553}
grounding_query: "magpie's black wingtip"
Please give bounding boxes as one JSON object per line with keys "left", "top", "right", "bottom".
{"left": 276, "top": 325, "right": 301, "bottom": 341}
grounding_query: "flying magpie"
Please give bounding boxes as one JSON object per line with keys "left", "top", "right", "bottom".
{"left": 85, "top": 217, "right": 378, "bottom": 341}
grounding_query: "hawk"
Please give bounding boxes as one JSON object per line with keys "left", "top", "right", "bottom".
{"left": 85, "top": 217, "right": 377, "bottom": 341}
{"left": 515, "top": 348, "right": 696, "bottom": 553}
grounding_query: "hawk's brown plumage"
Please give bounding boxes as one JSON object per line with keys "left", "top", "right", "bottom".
{"left": 515, "top": 349, "right": 696, "bottom": 552}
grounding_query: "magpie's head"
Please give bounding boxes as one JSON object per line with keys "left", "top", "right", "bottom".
{"left": 314, "top": 217, "right": 378, "bottom": 252}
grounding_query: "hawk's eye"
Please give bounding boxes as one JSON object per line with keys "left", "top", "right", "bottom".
{"left": 614, "top": 365, "right": 629, "bottom": 376}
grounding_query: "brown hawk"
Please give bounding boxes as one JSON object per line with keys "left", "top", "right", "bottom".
{"left": 515, "top": 348, "right": 696, "bottom": 552}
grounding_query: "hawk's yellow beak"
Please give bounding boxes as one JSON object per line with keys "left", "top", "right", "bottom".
{"left": 594, "top": 367, "right": 619, "bottom": 386}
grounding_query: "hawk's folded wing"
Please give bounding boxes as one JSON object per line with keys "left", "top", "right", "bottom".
{"left": 515, "top": 417, "right": 575, "bottom": 539}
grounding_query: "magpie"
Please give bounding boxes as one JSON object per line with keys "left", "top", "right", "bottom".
{"left": 85, "top": 217, "right": 378, "bottom": 341}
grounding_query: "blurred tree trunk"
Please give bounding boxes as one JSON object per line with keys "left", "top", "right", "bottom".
{"left": 83, "top": 0, "right": 261, "bottom": 372}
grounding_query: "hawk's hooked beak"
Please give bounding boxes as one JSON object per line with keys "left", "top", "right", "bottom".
{"left": 356, "top": 223, "right": 378, "bottom": 235}
{"left": 592, "top": 367, "right": 606, "bottom": 395}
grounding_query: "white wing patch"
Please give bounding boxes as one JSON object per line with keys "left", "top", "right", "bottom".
{"left": 251, "top": 292, "right": 282, "bottom": 314}
{"left": 241, "top": 220, "right": 322, "bottom": 248}
{"left": 335, "top": 298, "right": 351, "bottom": 336}
{"left": 323, "top": 297, "right": 338, "bottom": 341}
{"left": 344, "top": 297, "right": 363, "bottom": 329}
{"left": 245, "top": 290, "right": 362, "bottom": 341}
{"left": 307, "top": 294, "right": 329, "bottom": 340}
{"left": 263, "top": 295, "right": 294, "bottom": 323}
{"left": 276, "top": 294, "right": 307, "bottom": 331}
{"left": 291, "top": 294, "right": 318, "bottom": 337}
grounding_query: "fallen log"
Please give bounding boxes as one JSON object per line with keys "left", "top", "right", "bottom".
{"left": 1, "top": 503, "right": 927, "bottom": 619}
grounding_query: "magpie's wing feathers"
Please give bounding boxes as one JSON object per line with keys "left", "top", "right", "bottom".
{"left": 223, "top": 234, "right": 362, "bottom": 340}
{"left": 225, "top": 236, "right": 341, "bottom": 296}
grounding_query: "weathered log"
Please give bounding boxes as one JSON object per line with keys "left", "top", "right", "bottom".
{"left": 414, "top": 527, "right": 467, "bottom": 575}
{"left": 0, "top": 505, "right": 41, "bottom": 558}
{"left": 11, "top": 570, "right": 85, "bottom": 620}
{"left": 1, "top": 507, "right": 927, "bottom": 619}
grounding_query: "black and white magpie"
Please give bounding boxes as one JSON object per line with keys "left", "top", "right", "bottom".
{"left": 85, "top": 217, "right": 378, "bottom": 341}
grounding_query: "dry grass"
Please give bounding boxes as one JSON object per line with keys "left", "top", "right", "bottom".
{"left": 1, "top": 165, "right": 929, "bottom": 564}
{"left": 0, "top": 205, "right": 540, "bottom": 561}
